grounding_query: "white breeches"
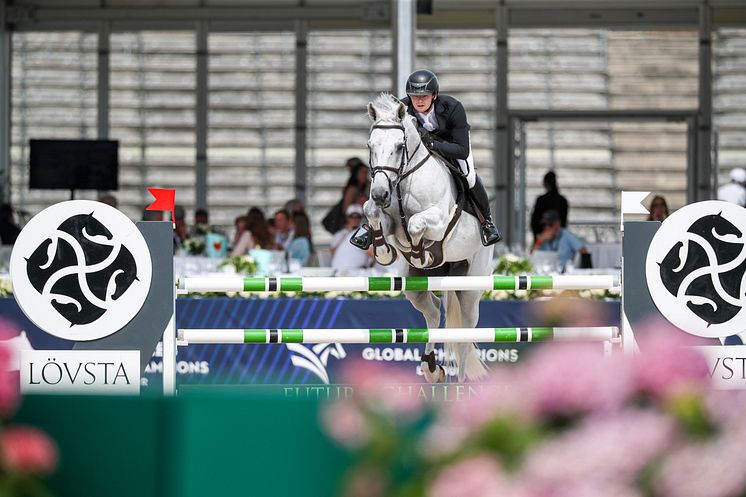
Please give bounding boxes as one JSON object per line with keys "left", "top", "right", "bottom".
{"left": 457, "top": 134, "right": 476, "bottom": 188}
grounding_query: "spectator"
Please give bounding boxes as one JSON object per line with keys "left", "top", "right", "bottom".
{"left": 346, "top": 161, "right": 370, "bottom": 198}
{"left": 230, "top": 216, "right": 249, "bottom": 256}
{"left": 273, "top": 209, "right": 294, "bottom": 250}
{"left": 232, "top": 208, "right": 274, "bottom": 255}
{"left": 0, "top": 204, "right": 21, "bottom": 245}
{"left": 98, "top": 192, "right": 118, "bottom": 208}
{"left": 530, "top": 210, "right": 587, "bottom": 269}
{"left": 287, "top": 212, "right": 313, "bottom": 267}
{"left": 190, "top": 208, "right": 211, "bottom": 237}
{"left": 647, "top": 195, "right": 670, "bottom": 222}
{"left": 173, "top": 205, "right": 188, "bottom": 252}
{"left": 283, "top": 198, "right": 306, "bottom": 216}
{"left": 330, "top": 204, "right": 373, "bottom": 271}
{"left": 530, "top": 171, "right": 569, "bottom": 238}
{"left": 345, "top": 157, "right": 366, "bottom": 175}
{"left": 717, "top": 167, "right": 746, "bottom": 207}
{"left": 323, "top": 184, "right": 360, "bottom": 235}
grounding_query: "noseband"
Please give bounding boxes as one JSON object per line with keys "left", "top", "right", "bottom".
{"left": 369, "top": 123, "right": 429, "bottom": 192}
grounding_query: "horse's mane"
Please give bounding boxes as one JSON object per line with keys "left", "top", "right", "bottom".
{"left": 371, "top": 93, "right": 405, "bottom": 121}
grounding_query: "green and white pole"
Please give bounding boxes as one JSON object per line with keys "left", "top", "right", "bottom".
{"left": 183, "top": 275, "right": 618, "bottom": 293}
{"left": 178, "top": 326, "right": 618, "bottom": 344}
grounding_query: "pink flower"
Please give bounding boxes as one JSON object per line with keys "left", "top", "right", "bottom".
{"left": 339, "top": 360, "right": 425, "bottom": 418}
{"left": 634, "top": 323, "right": 711, "bottom": 397}
{"left": 656, "top": 422, "right": 746, "bottom": 497}
{"left": 522, "top": 409, "right": 675, "bottom": 485}
{"left": 522, "top": 343, "right": 635, "bottom": 417}
{"left": 320, "top": 400, "right": 371, "bottom": 450}
{"left": 429, "top": 454, "right": 509, "bottom": 497}
{"left": 1, "top": 426, "right": 58, "bottom": 475}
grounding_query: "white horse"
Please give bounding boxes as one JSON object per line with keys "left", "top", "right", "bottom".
{"left": 363, "top": 93, "right": 492, "bottom": 383}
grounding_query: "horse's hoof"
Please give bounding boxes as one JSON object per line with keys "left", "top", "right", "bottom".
{"left": 422, "top": 362, "right": 446, "bottom": 384}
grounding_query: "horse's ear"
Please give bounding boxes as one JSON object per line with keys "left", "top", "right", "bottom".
{"left": 396, "top": 102, "right": 407, "bottom": 121}
{"left": 367, "top": 103, "right": 377, "bottom": 121}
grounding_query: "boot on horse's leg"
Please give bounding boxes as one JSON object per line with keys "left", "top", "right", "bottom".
{"left": 349, "top": 220, "right": 373, "bottom": 250}
{"left": 470, "top": 176, "right": 502, "bottom": 247}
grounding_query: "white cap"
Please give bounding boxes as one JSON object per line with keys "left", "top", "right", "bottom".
{"left": 345, "top": 204, "right": 364, "bottom": 216}
{"left": 730, "top": 167, "right": 746, "bottom": 183}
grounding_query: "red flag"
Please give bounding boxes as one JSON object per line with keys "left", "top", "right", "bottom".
{"left": 146, "top": 188, "right": 176, "bottom": 223}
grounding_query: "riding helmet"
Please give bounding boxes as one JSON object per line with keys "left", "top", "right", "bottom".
{"left": 406, "top": 69, "right": 439, "bottom": 96}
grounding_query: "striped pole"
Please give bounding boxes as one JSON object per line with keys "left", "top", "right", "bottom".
{"left": 178, "top": 327, "right": 618, "bottom": 344}
{"left": 183, "top": 275, "right": 618, "bottom": 293}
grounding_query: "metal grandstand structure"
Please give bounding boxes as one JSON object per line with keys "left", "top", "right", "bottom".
{"left": 2, "top": 1, "right": 746, "bottom": 246}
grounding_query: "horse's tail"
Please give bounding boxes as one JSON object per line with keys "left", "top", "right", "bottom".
{"left": 443, "top": 290, "right": 489, "bottom": 382}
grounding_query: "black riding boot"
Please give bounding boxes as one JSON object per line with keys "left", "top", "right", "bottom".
{"left": 349, "top": 221, "right": 373, "bottom": 250}
{"left": 470, "top": 176, "right": 502, "bottom": 246}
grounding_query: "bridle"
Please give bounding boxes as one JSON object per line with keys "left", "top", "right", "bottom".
{"left": 368, "top": 123, "right": 430, "bottom": 193}
{"left": 368, "top": 121, "right": 432, "bottom": 257}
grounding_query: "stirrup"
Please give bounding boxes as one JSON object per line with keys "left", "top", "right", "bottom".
{"left": 480, "top": 220, "right": 502, "bottom": 247}
{"left": 349, "top": 224, "right": 373, "bottom": 250}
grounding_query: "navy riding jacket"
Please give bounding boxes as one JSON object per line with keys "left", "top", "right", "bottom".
{"left": 401, "top": 94, "right": 471, "bottom": 161}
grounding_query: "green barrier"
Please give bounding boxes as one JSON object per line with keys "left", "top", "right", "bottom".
{"left": 15, "top": 392, "right": 348, "bottom": 497}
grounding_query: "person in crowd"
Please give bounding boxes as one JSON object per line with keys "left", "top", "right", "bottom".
{"left": 531, "top": 170, "right": 569, "bottom": 239}
{"left": 323, "top": 184, "right": 360, "bottom": 235}
{"left": 173, "top": 205, "right": 188, "bottom": 252}
{"left": 0, "top": 204, "right": 21, "bottom": 245}
{"left": 98, "top": 192, "right": 118, "bottom": 209}
{"left": 331, "top": 204, "right": 373, "bottom": 271}
{"left": 717, "top": 167, "right": 746, "bottom": 207}
{"left": 283, "top": 198, "right": 306, "bottom": 216}
{"left": 273, "top": 209, "right": 294, "bottom": 250}
{"left": 530, "top": 209, "right": 587, "bottom": 268}
{"left": 351, "top": 69, "right": 501, "bottom": 248}
{"left": 347, "top": 160, "right": 370, "bottom": 198}
{"left": 230, "top": 216, "right": 249, "bottom": 256}
{"left": 647, "top": 195, "right": 670, "bottom": 222}
{"left": 287, "top": 212, "right": 313, "bottom": 267}
{"left": 345, "top": 157, "right": 366, "bottom": 175}
{"left": 189, "top": 208, "right": 212, "bottom": 237}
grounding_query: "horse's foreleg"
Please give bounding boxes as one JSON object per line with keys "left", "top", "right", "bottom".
{"left": 364, "top": 199, "right": 398, "bottom": 266}
{"left": 406, "top": 290, "right": 446, "bottom": 383}
{"left": 408, "top": 206, "right": 449, "bottom": 268}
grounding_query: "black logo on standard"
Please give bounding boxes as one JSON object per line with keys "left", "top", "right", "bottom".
{"left": 25, "top": 212, "right": 139, "bottom": 326}
{"left": 656, "top": 212, "right": 746, "bottom": 327}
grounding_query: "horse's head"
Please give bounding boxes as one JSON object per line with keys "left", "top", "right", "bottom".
{"left": 366, "top": 93, "right": 419, "bottom": 208}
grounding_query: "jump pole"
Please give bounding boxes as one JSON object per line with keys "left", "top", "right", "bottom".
{"left": 178, "top": 326, "right": 619, "bottom": 344}
{"left": 183, "top": 274, "right": 618, "bottom": 293}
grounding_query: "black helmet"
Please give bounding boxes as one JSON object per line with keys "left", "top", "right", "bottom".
{"left": 406, "top": 69, "right": 439, "bottom": 96}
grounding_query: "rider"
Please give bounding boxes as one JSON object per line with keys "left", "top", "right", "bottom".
{"left": 351, "top": 69, "right": 502, "bottom": 249}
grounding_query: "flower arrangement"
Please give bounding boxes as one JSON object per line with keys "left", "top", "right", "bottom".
{"left": 182, "top": 237, "right": 206, "bottom": 256}
{"left": 322, "top": 322, "right": 741, "bottom": 497}
{"left": 218, "top": 255, "right": 258, "bottom": 276}
{"left": 0, "top": 321, "right": 58, "bottom": 496}
{"left": 494, "top": 254, "right": 533, "bottom": 276}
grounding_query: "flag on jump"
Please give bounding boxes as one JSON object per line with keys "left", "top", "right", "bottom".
{"left": 146, "top": 188, "right": 176, "bottom": 224}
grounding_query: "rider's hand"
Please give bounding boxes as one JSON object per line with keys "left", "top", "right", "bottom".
{"left": 418, "top": 127, "right": 436, "bottom": 149}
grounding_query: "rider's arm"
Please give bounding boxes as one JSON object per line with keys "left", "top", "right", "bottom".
{"left": 431, "top": 101, "right": 470, "bottom": 160}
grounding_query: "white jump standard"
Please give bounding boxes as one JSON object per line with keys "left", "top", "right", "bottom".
{"left": 178, "top": 326, "right": 619, "bottom": 344}
{"left": 183, "top": 275, "right": 618, "bottom": 293}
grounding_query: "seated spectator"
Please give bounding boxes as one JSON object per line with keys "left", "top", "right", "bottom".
{"left": 283, "top": 198, "right": 306, "bottom": 216}
{"left": 173, "top": 205, "right": 188, "bottom": 253}
{"left": 287, "top": 212, "right": 313, "bottom": 267}
{"left": 0, "top": 204, "right": 21, "bottom": 245}
{"left": 273, "top": 209, "right": 295, "bottom": 250}
{"left": 530, "top": 210, "right": 587, "bottom": 269}
{"left": 231, "top": 216, "right": 249, "bottom": 256}
{"left": 232, "top": 208, "right": 274, "bottom": 255}
{"left": 717, "top": 167, "right": 746, "bottom": 207}
{"left": 189, "top": 208, "right": 212, "bottom": 238}
{"left": 323, "top": 184, "right": 360, "bottom": 235}
{"left": 98, "top": 192, "right": 118, "bottom": 208}
{"left": 530, "top": 171, "right": 569, "bottom": 239}
{"left": 647, "top": 195, "right": 670, "bottom": 222}
{"left": 330, "top": 204, "right": 373, "bottom": 271}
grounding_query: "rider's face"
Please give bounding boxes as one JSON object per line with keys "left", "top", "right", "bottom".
{"left": 410, "top": 94, "right": 435, "bottom": 113}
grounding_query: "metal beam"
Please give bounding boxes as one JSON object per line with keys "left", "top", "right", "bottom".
{"left": 97, "top": 21, "right": 110, "bottom": 140}
{"left": 294, "top": 20, "right": 308, "bottom": 207}
{"left": 694, "top": 1, "right": 713, "bottom": 202}
{"left": 510, "top": 109, "right": 696, "bottom": 122}
{"left": 393, "top": 0, "right": 415, "bottom": 96}
{"left": 0, "top": 3, "right": 10, "bottom": 205}
{"left": 195, "top": 21, "right": 208, "bottom": 211}
{"left": 495, "top": 1, "right": 512, "bottom": 246}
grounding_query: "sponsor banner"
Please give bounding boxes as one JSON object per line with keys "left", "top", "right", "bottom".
{"left": 21, "top": 350, "right": 140, "bottom": 394}
{"left": 696, "top": 346, "right": 746, "bottom": 389}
